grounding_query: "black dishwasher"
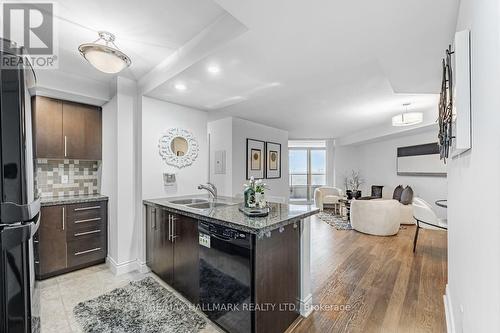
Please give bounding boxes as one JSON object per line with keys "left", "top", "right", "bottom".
{"left": 199, "top": 221, "right": 253, "bottom": 333}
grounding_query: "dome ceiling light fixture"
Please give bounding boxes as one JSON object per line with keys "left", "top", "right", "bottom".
{"left": 392, "top": 103, "right": 423, "bottom": 127}
{"left": 78, "top": 31, "right": 131, "bottom": 74}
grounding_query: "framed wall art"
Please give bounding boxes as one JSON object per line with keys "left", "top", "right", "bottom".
{"left": 246, "top": 139, "right": 265, "bottom": 179}
{"left": 266, "top": 141, "right": 281, "bottom": 179}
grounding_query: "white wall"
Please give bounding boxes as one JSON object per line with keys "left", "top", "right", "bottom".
{"left": 333, "top": 144, "right": 361, "bottom": 190}
{"left": 101, "top": 77, "right": 139, "bottom": 273}
{"left": 141, "top": 96, "right": 208, "bottom": 199}
{"left": 334, "top": 129, "right": 447, "bottom": 218}
{"left": 101, "top": 95, "right": 118, "bottom": 260}
{"left": 232, "top": 118, "right": 289, "bottom": 202}
{"left": 447, "top": 0, "right": 500, "bottom": 331}
{"left": 207, "top": 117, "right": 233, "bottom": 196}
{"left": 208, "top": 117, "right": 289, "bottom": 202}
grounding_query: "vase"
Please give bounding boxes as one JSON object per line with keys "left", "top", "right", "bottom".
{"left": 346, "top": 190, "right": 353, "bottom": 200}
{"left": 244, "top": 187, "right": 256, "bottom": 208}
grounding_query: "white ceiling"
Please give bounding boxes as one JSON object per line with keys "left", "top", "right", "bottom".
{"left": 33, "top": 0, "right": 460, "bottom": 139}
{"left": 148, "top": 0, "right": 459, "bottom": 138}
{"left": 49, "top": 0, "right": 225, "bottom": 81}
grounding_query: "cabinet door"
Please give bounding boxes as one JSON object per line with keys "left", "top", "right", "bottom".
{"left": 38, "top": 205, "right": 67, "bottom": 276}
{"left": 32, "top": 96, "right": 64, "bottom": 158}
{"left": 63, "top": 101, "right": 101, "bottom": 160}
{"left": 172, "top": 214, "right": 199, "bottom": 303}
{"left": 156, "top": 208, "right": 174, "bottom": 285}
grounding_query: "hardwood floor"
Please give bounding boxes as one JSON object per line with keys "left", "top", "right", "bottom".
{"left": 293, "top": 216, "right": 447, "bottom": 333}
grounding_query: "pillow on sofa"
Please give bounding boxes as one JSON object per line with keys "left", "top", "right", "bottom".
{"left": 393, "top": 185, "right": 404, "bottom": 201}
{"left": 400, "top": 186, "right": 414, "bottom": 205}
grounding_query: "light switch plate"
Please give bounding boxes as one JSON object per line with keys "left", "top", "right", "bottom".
{"left": 61, "top": 175, "right": 69, "bottom": 184}
{"left": 214, "top": 150, "right": 226, "bottom": 174}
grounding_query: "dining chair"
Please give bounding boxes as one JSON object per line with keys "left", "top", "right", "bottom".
{"left": 412, "top": 197, "right": 448, "bottom": 252}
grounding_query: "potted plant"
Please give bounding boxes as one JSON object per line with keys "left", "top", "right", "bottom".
{"left": 243, "top": 177, "right": 268, "bottom": 208}
{"left": 344, "top": 170, "right": 364, "bottom": 199}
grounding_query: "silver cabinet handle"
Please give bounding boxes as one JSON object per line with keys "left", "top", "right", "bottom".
{"left": 152, "top": 208, "right": 156, "bottom": 229}
{"left": 64, "top": 135, "right": 67, "bottom": 157}
{"left": 167, "top": 214, "right": 171, "bottom": 241}
{"left": 75, "top": 247, "right": 101, "bottom": 256}
{"left": 74, "top": 229, "right": 101, "bottom": 237}
{"left": 75, "top": 217, "right": 101, "bottom": 224}
{"left": 74, "top": 205, "right": 101, "bottom": 211}
{"left": 62, "top": 206, "right": 65, "bottom": 230}
{"left": 171, "top": 215, "right": 178, "bottom": 241}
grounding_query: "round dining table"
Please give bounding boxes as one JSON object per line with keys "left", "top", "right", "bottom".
{"left": 435, "top": 200, "right": 447, "bottom": 208}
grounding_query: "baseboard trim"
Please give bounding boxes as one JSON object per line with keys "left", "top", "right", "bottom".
{"left": 299, "top": 293, "right": 313, "bottom": 317}
{"left": 444, "top": 284, "right": 456, "bottom": 333}
{"left": 138, "top": 261, "right": 151, "bottom": 274}
{"left": 106, "top": 257, "right": 139, "bottom": 276}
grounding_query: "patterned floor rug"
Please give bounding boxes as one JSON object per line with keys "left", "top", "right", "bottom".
{"left": 317, "top": 209, "right": 352, "bottom": 230}
{"left": 73, "top": 277, "right": 206, "bottom": 333}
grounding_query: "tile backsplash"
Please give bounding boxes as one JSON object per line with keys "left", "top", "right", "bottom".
{"left": 35, "top": 159, "right": 100, "bottom": 198}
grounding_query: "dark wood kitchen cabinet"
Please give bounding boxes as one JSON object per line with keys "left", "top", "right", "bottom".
{"left": 254, "top": 222, "right": 300, "bottom": 333}
{"left": 32, "top": 96, "right": 64, "bottom": 158}
{"left": 36, "top": 205, "right": 67, "bottom": 276}
{"left": 32, "top": 96, "right": 102, "bottom": 160}
{"left": 35, "top": 200, "right": 108, "bottom": 279}
{"left": 145, "top": 205, "right": 199, "bottom": 303}
{"left": 172, "top": 213, "right": 200, "bottom": 303}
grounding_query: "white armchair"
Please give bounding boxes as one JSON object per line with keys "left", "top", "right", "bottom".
{"left": 350, "top": 199, "right": 401, "bottom": 236}
{"left": 314, "top": 187, "right": 344, "bottom": 212}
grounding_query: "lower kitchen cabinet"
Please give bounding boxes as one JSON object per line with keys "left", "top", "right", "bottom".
{"left": 35, "top": 200, "right": 108, "bottom": 279}
{"left": 172, "top": 214, "right": 200, "bottom": 303}
{"left": 35, "top": 205, "right": 67, "bottom": 276}
{"left": 145, "top": 205, "right": 199, "bottom": 303}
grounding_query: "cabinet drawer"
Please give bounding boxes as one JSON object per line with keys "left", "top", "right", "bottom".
{"left": 67, "top": 224, "right": 105, "bottom": 242}
{"left": 67, "top": 235, "right": 106, "bottom": 267}
{"left": 66, "top": 201, "right": 107, "bottom": 225}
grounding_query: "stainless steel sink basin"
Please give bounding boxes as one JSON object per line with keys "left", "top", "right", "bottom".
{"left": 186, "top": 202, "right": 231, "bottom": 210}
{"left": 168, "top": 198, "right": 208, "bottom": 205}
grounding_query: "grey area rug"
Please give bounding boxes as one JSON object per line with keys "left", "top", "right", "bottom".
{"left": 73, "top": 277, "right": 206, "bottom": 333}
{"left": 317, "top": 209, "right": 353, "bottom": 230}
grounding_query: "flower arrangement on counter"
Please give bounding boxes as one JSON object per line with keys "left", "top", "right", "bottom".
{"left": 243, "top": 177, "right": 268, "bottom": 209}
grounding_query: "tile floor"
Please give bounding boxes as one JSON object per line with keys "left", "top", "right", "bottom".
{"left": 38, "top": 264, "right": 221, "bottom": 333}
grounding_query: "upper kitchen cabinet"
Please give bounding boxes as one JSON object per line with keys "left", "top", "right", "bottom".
{"left": 62, "top": 101, "right": 102, "bottom": 160}
{"left": 32, "top": 96, "right": 64, "bottom": 158}
{"left": 32, "top": 96, "right": 102, "bottom": 160}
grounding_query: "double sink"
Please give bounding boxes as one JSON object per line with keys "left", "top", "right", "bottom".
{"left": 168, "top": 198, "right": 235, "bottom": 210}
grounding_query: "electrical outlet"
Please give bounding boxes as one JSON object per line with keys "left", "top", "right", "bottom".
{"left": 61, "top": 175, "right": 69, "bottom": 184}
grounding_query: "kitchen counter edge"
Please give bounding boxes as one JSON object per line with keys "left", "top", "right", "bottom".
{"left": 41, "top": 195, "right": 109, "bottom": 207}
{"left": 143, "top": 199, "right": 319, "bottom": 236}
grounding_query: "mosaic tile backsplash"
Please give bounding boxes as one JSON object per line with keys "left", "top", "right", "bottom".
{"left": 35, "top": 159, "right": 100, "bottom": 198}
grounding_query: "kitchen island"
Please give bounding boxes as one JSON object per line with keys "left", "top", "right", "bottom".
{"left": 143, "top": 195, "right": 319, "bottom": 333}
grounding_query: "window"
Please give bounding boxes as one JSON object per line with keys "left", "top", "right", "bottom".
{"left": 289, "top": 141, "right": 327, "bottom": 203}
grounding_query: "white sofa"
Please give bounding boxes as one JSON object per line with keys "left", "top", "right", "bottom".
{"left": 378, "top": 187, "right": 414, "bottom": 225}
{"left": 314, "top": 187, "right": 344, "bottom": 212}
{"left": 350, "top": 199, "right": 401, "bottom": 236}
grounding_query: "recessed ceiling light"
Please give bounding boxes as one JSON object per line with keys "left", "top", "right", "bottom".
{"left": 207, "top": 65, "right": 220, "bottom": 74}
{"left": 175, "top": 83, "right": 187, "bottom": 91}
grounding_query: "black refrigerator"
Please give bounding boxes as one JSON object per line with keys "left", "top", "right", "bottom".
{"left": 0, "top": 39, "right": 41, "bottom": 333}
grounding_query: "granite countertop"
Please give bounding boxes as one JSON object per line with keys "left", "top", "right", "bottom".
{"left": 40, "top": 194, "right": 109, "bottom": 206}
{"left": 144, "top": 195, "right": 319, "bottom": 237}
